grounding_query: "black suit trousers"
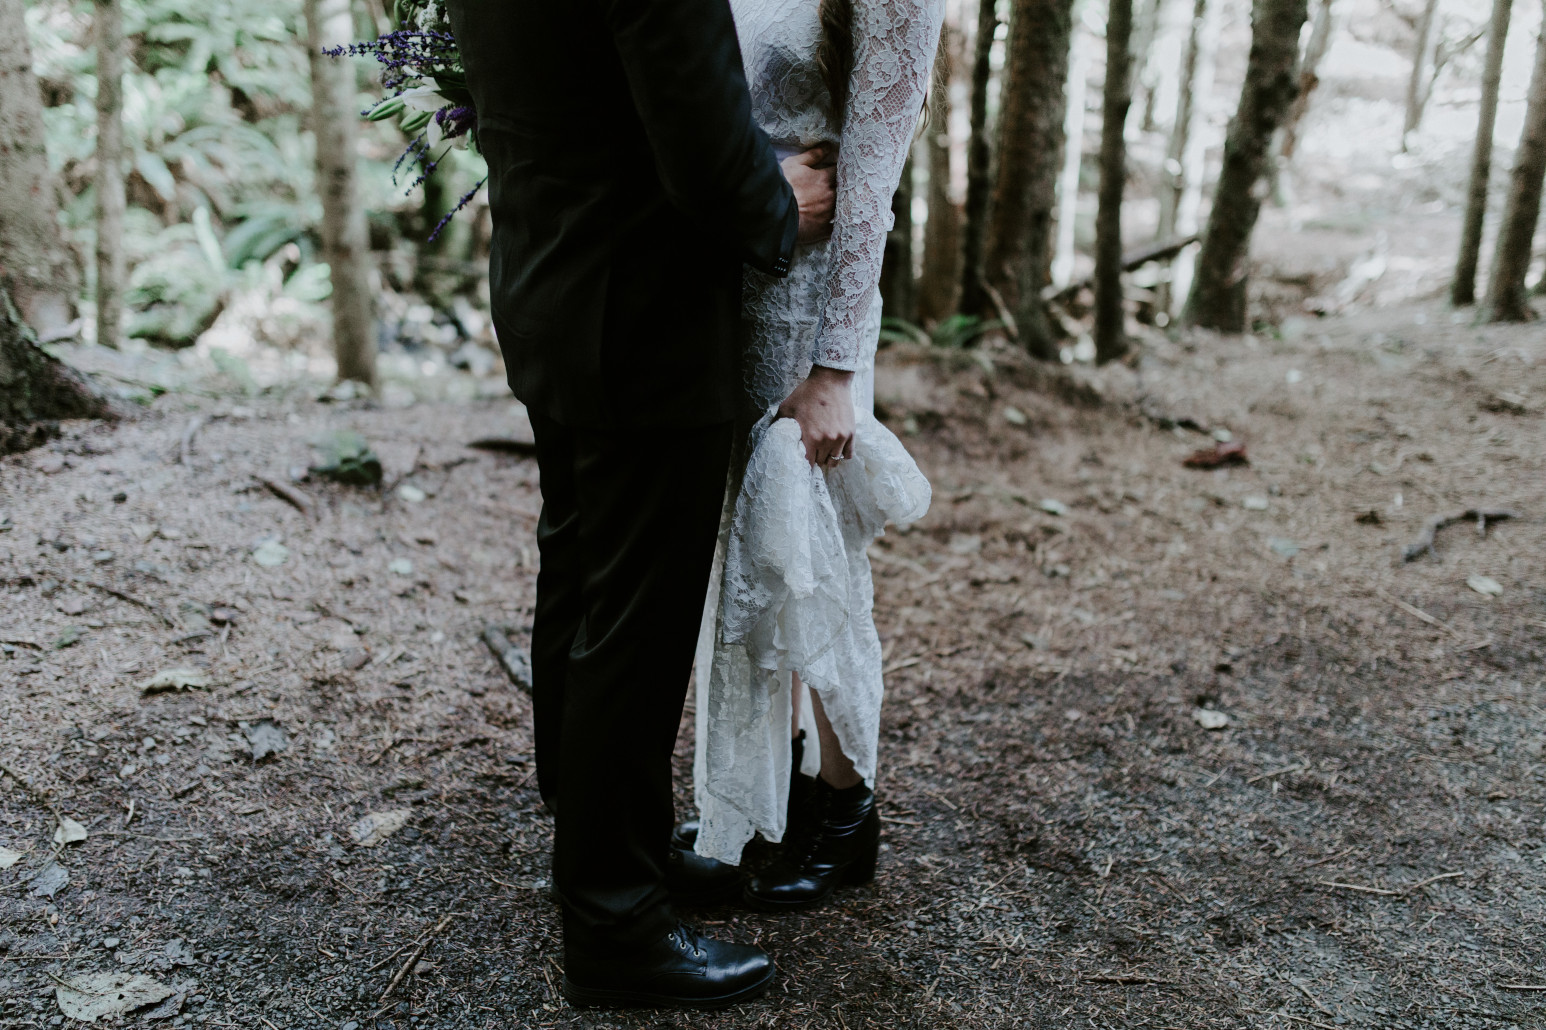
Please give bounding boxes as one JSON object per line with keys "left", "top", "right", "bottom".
{"left": 529, "top": 413, "right": 732, "bottom": 956}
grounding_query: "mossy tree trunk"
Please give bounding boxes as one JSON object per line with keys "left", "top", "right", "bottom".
{"left": 958, "top": 0, "right": 1000, "bottom": 317}
{"left": 1483, "top": 15, "right": 1546, "bottom": 323}
{"left": 0, "top": 0, "right": 81, "bottom": 338}
{"left": 94, "top": 0, "right": 126, "bottom": 350}
{"left": 983, "top": 0, "right": 1077, "bottom": 360}
{"left": 0, "top": 290, "right": 117, "bottom": 453}
{"left": 1183, "top": 0, "right": 1309, "bottom": 332}
{"left": 918, "top": 29, "right": 960, "bottom": 322}
{"left": 305, "top": 0, "right": 378, "bottom": 386}
{"left": 1452, "top": 0, "right": 1512, "bottom": 307}
{"left": 1094, "top": 0, "right": 1135, "bottom": 363}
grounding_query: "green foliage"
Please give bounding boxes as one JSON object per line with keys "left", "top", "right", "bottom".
{"left": 309, "top": 430, "right": 383, "bottom": 486}
{"left": 879, "top": 314, "right": 1005, "bottom": 350}
{"left": 27, "top": 0, "right": 464, "bottom": 347}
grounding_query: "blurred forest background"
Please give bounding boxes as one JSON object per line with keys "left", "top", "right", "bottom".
{"left": 3, "top": 0, "right": 1544, "bottom": 426}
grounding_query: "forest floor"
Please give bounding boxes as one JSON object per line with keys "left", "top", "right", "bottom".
{"left": 2, "top": 284, "right": 1544, "bottom": 1030}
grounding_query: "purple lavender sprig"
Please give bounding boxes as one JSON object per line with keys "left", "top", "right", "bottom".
{"left": 329, "top": 26, "right": 486, "bottom": 238}
{"left": 322, "top": 30, "right": 462, "bottom": 94}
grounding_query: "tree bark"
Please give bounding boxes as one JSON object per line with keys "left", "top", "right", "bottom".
{"left": 1127, "top": 0, "right": 1168, "bottom": 134}
{"left": 1095, "top": 0, "right": 1135, "bottom": 363}
{"left": 881, "top": 151, "right": 918, "bottom": 321}
{"left": 0, "top": 0, "right": 81, "bottom": 338}
{"left": 1052, "top": 10, "right": 1092, "bottom": 288}
{"left": 982, "top": 0, "right": 1076, "bottom": 360}
{"left": 94, "top": 0, "right": 125, "bottom": 350}
{"left": 1183, "top": 0, "right": 1308, "bottom": 333}
{"left": 1401, "top": 0, "right": 1440, "bottom": 150}
{"left": 1483, "top": 16, "right": 1546, "bottom": 323}
{"left": 0, "top": 288, "right": 117, "bottom": 453}
{"left": 305, "top": 0, "right": 378, "bottom": 386}
{"left": 1156, "top": 0, "right": 1215, "bottom": 317}
{"left": 1277, "top": 0, "right": 1336, "bottom": 163}
{"left": 918, "top": 29, "right": 960, "bottom": 321}
{"left": 1452, "top": 0, "right": 1513, "bottom": 307}
{"left": 958, "top": 0, "right": 1000, "bottom": 316}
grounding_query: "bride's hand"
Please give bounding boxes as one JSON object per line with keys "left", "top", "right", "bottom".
{"left": 777, "top": 366, "right": 855, "bottom": 467}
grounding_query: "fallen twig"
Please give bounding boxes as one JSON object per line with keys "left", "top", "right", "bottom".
{"left": 1498, "top": 983, "right": 1546, "bottom": 992}
{"left": 1402, "top": 508, "right": 1518, "bottom": 562}
{"left": 1080, "top": 973, "right": 1177, "bottom": 986}
{"left": 481, "top": 625, "right": 533, "bottom": 693}
{"left": 379, "top": 912, "right": 456, "bottom": 1005}
{"left": 70, "top": 578, "right": 174, "bottom": 628}
{"left": 257, "top": 477, "right": 313, "bottom": 518}
{"left": 178, "top": 415, "right": 205, "bottom": 465}
{"left": 1318, "top": 880, "right": 1399, "bottom": 896}
{"left": 1318, "top": 871, "right": 1463, "bottom": 897}
{"left": 467, "top": 437, "right": 538, "bottom": 457}
{"left": 1298, "top": 847, "right": 1357, "bottom": 871}
{"left": 1246, "top": 762, "right": 1309, "bottom": 784}
{"left": 0, "top": 759, "right": 64, "bottom": 820}
{"left": 1376, "top": 587, "right": 1460, "bottom": 638}
{"left": 1044, "top": 235, "right": 1199, "bottom": 304}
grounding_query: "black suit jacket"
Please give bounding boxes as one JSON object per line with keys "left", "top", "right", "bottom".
{"left": 447, "top": 0, "right": 799, "bottom": 428}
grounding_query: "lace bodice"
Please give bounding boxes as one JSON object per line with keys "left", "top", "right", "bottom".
{"left": 730, "top": 0, "right": 944, "bottom": 374}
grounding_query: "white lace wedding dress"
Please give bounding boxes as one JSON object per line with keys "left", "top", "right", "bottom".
{"left": 690, "top": 0, "right": 943, "bottom": 866}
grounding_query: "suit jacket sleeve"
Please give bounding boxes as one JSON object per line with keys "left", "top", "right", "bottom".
{"left": 599, "top": 0, "right": 798, "bottom": 277}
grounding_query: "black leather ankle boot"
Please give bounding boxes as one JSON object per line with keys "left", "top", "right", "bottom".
{"left": 672, "top": 731, "right": 815, "bottom": 851}
{"left": 743, "top": 776, "right": 879, "bottom": 911}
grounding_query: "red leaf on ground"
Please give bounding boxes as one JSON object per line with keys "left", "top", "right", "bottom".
{"left": 1183, "top": 441, "right": 1249, "bottom": 468}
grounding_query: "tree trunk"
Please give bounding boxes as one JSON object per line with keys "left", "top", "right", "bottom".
{"left": 918, "top": 30, "right": 960, "bottom": 321}
{"left": 881, "top": 151, "right": 918, "bottom": 321}
{"left": 958, "top": 0, "right": 1000, "bottom": 316}
{"left": 1277, "top": 0, "right": 1336, "bottom": 163}
{"left": 982, "top": 0, "right": 1076, "bottom": 360}
{"left": 94, "top": 0, "right": 125, "bottom": 350}
{"left": 1052, "top": 11, "right": 1092, "bottom": 288}
{"left": 1401, "top": 0, "right": 1440, "bottom": 151}
{"left": 1183, "top": 0, "right": 1308, "bottom": 332}
{"left": 305, "top": 0, "right": 377, "bottom": 387}
{"left": 0, "top": 289, "right": 117, "bottom": 453}
{"left": 1452, "top": 0, "right": 1513, "bottom": 307}
{"left": 1127, "top": 0, "right": 1168, "bottom": 135}
{"left": 0, "top": 0, "right": 81, "bottom": 338}
{"left": 1482, "top": 16, "right": 1546, "bottom": 323}
{"left": 1156, "top": 0, "right": 1216, "bottom": 317}
{"left": 1095, "top": 0, "right": 1135, "bottom": 363}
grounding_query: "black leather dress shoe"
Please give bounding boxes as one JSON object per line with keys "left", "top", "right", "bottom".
{"left": 562, "top": 923, "right": 774, "bottom": 1009}
{"left": 744, "top": 777, "right": 879, "bottom": 911}
{"left": 665, "top": 843, "right": 743, "bottom": 907}
{"left": 673, "top": 731, "right": 814, "bottom": 852}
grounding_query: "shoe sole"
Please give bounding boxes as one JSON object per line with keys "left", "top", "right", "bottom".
{"left": 561, "top": 964, "right": 775, "bottom": 1010}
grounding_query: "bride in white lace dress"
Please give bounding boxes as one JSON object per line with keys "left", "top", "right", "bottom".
{"left": 686, "top": 0, "right": 943, "bottom": 910}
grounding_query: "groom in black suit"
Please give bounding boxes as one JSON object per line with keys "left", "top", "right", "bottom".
{"left": 447, "top": 0, "right": 836, "bottom": 1009}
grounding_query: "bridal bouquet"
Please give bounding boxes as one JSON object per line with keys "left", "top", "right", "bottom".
{"left": 327, "top": 0, "right": 480, "bottom": 237}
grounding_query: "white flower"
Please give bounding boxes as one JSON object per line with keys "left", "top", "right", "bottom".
{"left": 398, "top": 85, "right": 448, "bottom": 112}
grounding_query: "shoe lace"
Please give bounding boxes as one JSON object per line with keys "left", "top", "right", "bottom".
{"left": 671, "top": 925, "right": 706, "bottom": 961}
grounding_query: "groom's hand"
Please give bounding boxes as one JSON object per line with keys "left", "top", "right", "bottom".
{"left": 777, "top": 365, "right": 855, "bottom": 467}
{"left": 782, "top": 145, "right": 838, "bottom": 244}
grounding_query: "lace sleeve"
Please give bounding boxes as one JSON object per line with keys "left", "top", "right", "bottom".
{"left": 813, "top": 0, "right": 944, "bottom": 371}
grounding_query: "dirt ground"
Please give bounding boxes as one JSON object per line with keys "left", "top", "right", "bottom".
{"left": 3, "top": 285, "right": 1544, "bottom": 1029}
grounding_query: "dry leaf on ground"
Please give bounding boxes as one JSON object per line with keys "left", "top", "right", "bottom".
{"left": 350, "top": 809, "right": 412, "bottom": 847}
{"left": 54, "top": 972, "right": 175, "bottom": 1022}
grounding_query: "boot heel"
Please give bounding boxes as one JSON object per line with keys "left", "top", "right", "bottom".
{"left": 842, "top": 815, "right": 880, "bottom": 885}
